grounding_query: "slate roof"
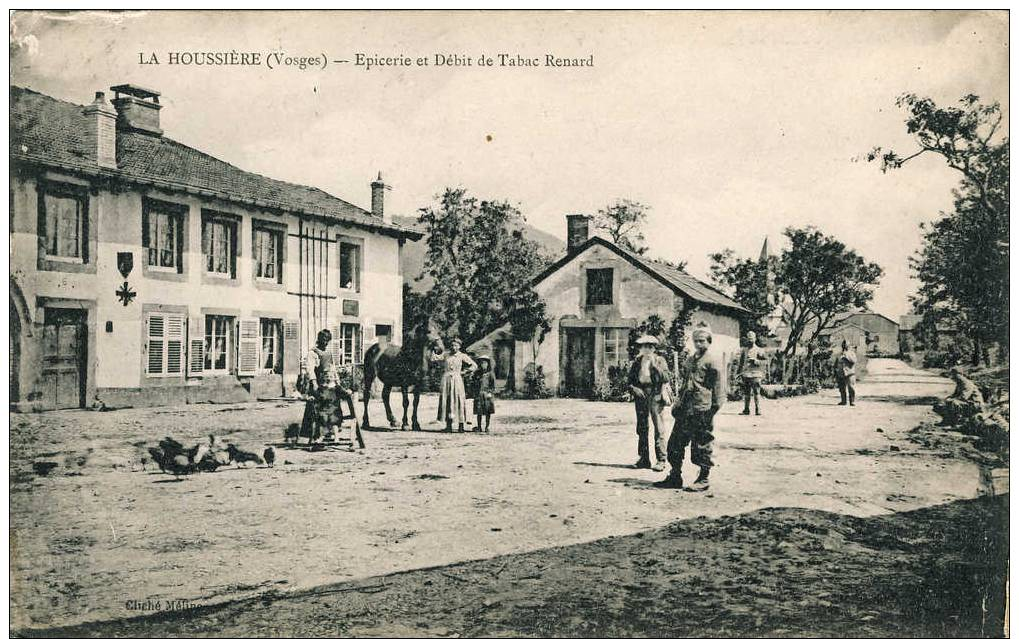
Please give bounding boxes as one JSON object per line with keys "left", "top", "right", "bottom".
{"left": 9, "top": 86, "right": 421, "bottom": 240}
{"left": 530, "top": 235, "right": 747, "bottom": 314}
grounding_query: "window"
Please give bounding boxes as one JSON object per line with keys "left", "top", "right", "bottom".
{"left": 253, "top": 226, "right": 282, "bottom": 281}
{"left": 339, "top": 241, "right": 361, "bottom": 291}
{"left": 146, "top": 313, "right": 185, "bottom": 377}
{"left": 143, "top": 200, "right": 184, "bottom": 271}
{"left": 375, "top": 324, "right": 392, "bottom": 345}
{"left": 40, "top": 184, "right": 86, "bottom": 260}
{"left": 586, "top": 268, "right": 614, "bottom": 305}
{"left": 603, "top": 328, "right": 628, "bottom": 369}
{"left": 204, "top": 315, "right": 233, "bottom": 372}
{"left": 260, "top": 318, "right": 282, "bottom": 373}
{"left": 202, "top": 214, "right": 237, "bottom": 277}
{"left": 337, "top": 323, "right": 362, "bottom": 365}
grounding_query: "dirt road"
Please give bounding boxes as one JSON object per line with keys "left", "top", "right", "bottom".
{"left": 10, "top": 359, "right": 988, "bottom": 633}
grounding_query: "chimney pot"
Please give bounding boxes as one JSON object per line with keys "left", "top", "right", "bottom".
{"left": 566, "top": 214, "right": 590, "bottom": 252}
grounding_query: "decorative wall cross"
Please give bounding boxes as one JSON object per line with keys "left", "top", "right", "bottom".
{"left": 116, "top": 281, "right": 136, "bottom": 306}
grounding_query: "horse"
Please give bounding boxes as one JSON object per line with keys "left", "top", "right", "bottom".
{"left": 362, "top": 323, "right": 437, "bottom": 431}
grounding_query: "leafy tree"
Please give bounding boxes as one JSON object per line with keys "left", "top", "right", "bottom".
{"left": 708, "top": 249, "right": 777, "bottom": 335}
{"left": 505, "top": 288, "right": 553, "bottom": 377}
{"left": 867, "top": 94, "right": 1008, "bottom": 363}
{"left": 416, "top": 188, "right": 551, "bottom": 346}
{"left": 592, "top": 199, "right": 650, "bottom": 255}
{"left": 777, "top": 227, "right": 884, "bottom": 360}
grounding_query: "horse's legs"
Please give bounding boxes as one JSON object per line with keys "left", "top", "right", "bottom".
{"left": 382, "top": 384, "right": 397, "bottom": 427}
{"left": 411, "top": 386, "right": 422, "bottom": 431}
{"left": 401, "top": 387, "right": 410, "bottom": 429}
{"left": 362, "top": 372, "right": 372, "bottom": 429}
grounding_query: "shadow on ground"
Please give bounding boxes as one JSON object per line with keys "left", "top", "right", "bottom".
{"left": 23, "top": 496, "right": 1007, "bottom": 639}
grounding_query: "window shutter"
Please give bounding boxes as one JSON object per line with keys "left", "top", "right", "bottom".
{"left": 237, "top": 318, "right": 260, "bottom": 376}
{"left": 330, "top": 324, "right": 344, "bottom": 365}
{"left": 282, "top": 320, "right": 300, "bottom": 375}
{"left": 187, "top": 316, "right": 205, "bottom": 377}
{"left": 166, "top": 315, "right": 185, "bottom": 375}
{"left": 146, "top": 314, "right": 165, "bottom": 376}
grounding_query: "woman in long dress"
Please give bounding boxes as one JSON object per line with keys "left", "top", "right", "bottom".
{"left": 432, "top": 338, "right": 478, "bottom": 432}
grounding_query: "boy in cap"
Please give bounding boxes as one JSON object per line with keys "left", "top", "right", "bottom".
{"left": 627, "top": 334, "right": 669, "bottom": 471}
{"left": 655, "top": 322, "right": 725, "bottom": 491}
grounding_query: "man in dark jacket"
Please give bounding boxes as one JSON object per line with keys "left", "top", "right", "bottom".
{"left": 655, "top": 322, "right": 725, "bottom": 491}
{"left": 628, "top": 334, "right": 670, "bottom": 471}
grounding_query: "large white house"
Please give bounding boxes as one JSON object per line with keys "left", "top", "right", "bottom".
{"left": 10, "top": 84, "right": 421, "bottom": 411}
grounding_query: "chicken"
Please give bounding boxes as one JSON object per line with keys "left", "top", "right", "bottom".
{"left": 263, "top": 447, "right": 276, "bottom": 468}
{"left": 166, "top": 454, "right": 194, "bottom": 480}
{"left": 226, "top": 444, "right": 263, "bottom": 465}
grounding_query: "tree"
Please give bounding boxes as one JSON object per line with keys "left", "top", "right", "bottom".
{"left": 592, "top": 199, "right": 650, "bottom": 255}
{"left": 505, "top": 288, "right": 553, "bottom": 390}
{"left": 866, "top": 94, "right": 1008, "bottom": 363}
{"left": 777, "top": 227, "right": 884, "bottom": 360}
{"left": 708, "top": 248, "right": 777, "bottom": 335}
{"left": 416, "top": 188, "right": 551, "bottom": 346}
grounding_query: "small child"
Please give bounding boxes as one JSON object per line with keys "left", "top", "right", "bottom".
{"left": 473, "top": 356, "right": 497, "bottom": 432}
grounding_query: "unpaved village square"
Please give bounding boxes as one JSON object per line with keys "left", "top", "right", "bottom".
{"left": 10, "top": 360, "right": 1006, "bottom": 636}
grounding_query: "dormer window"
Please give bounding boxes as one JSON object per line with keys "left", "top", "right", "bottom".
{"left": 586, "top": 268, "right": 613, "bottom": 305}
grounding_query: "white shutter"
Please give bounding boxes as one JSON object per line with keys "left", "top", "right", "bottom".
{"left": 330, "top": 325, "right": 344, "bottom": 365}
{"left": 166, "top": 315, "right": 185, "bottom": 375}
{"left": 146, "top": 314, "right": 165, "bottom": 376}
{"left": 236, "top": 318, "right": 260, "bottom": 376}
{"left": 188, "top": 316, "right": 205, "bottom": 377}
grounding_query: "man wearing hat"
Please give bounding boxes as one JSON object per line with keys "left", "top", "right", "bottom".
{"left": 627, "top": 334, "right": 670, "bottom": 471}
{"left": 835, "top": 340, "right": 858, "bottom": 406}
{"left": 655, "top": 322, "right": 725, "bottom": 491}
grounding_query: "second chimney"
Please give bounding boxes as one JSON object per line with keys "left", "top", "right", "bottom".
{"left": 110, "top": 84, "right": 163, "bottom": 135}
{"left": 370, "top": 172, "right": 386, "bottom": 218}
{"left": 83, "top": 91, "right": 117, "bottom": 169}
{"left": 566, "top": 214, "right": 590, "bottom": 252}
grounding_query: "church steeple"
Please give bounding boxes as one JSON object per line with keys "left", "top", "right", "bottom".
{"left": 759, "top": 236, "right": 770, "bottom": 262}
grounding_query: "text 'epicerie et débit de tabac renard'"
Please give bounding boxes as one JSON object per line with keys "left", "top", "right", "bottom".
{"left": 137, "top": 51, "right": 595, "bottom": 71}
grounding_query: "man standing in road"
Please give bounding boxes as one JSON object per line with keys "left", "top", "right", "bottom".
{"left": 835, "top": 340, "right": 857, "bottom": 407}
{"left": 301, "top": 329, "right": 358, "bottom": 445}
{"left": 655, "top": 322, "right": 725, "bottom": 492}
{"left": 628, "top": 334, "right": 670, "bottom": 471}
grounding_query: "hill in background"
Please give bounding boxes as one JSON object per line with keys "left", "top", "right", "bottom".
{"left": 392, "top": 214, "right": 565, "bottom": 292}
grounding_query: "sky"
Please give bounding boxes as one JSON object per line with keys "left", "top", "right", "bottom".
{"left": 9, "top": 10, "right": 1009, "bottom": 319}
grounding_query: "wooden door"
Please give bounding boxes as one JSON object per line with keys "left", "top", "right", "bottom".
{"left": 41, "top": 309, "right": 87, "bottom": 410}
{"left": 563, "top": 328, "right": 595, "bottom": 398}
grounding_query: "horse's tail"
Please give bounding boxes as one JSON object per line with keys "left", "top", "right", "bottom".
{"left": 363, "top": 342, "right": 381, "bottom": 393}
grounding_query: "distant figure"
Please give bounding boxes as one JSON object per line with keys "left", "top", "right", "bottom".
{"left": 934, "top": 367, "right": 985, "bottom": 427}
{"left": 835, "top": 340, "right": 857, "bottom": 406}
{"left": 655, "top": 322, "right": 724, "bottom": 491}
{"left": 432, "top": 338, "right": 478, "bottom": 433}
{"left": 738, "top": 330, "right": 767, "bottom": 416}
{"left": 473, "top": 355, "right": 497, "bottom": 433}
{"left": 628, "top": 334, "right": 669, "bottom": 471}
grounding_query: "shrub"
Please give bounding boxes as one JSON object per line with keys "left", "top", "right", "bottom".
{"left": 591, "top": 365, "right": 631, "bottom": 402}
{"left": 520, "top": 365, "right": 554, "bottom": 399}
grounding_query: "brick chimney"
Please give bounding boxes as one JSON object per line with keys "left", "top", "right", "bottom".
{"left": 370, "top": 172, "right": 387, "bottom": 219}
{"left": 83, "top": 91, "right": 117, "bottom": 169}
{"left": 110, "top": 84, "right": 162, "bottom": 135}
{"left": 566, "top": 214, "right": 590, "bottom": 252}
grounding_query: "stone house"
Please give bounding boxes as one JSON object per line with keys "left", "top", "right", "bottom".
{"left": 470, "top": 216, "right": 747, "bottom": 397}
{"left": 10, "top": 84, "right": 421, "bottom": 411}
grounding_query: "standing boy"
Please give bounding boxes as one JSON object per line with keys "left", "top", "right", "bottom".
{"left": 655, "top": 323, "right": 724, "bottom": 492}
{"left": 627, "top": 334, "right": 669, "bottom": 471}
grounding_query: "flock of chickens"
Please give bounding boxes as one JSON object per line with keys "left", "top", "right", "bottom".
{"left": 148, "top": 435, "right": 275, "bottom": 479}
